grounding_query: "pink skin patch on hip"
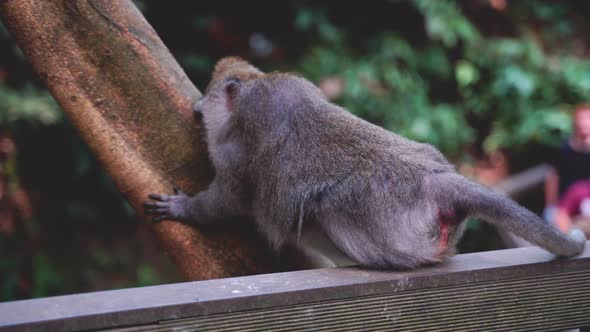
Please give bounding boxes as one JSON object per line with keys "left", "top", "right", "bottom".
{"left": 437, "top": 209, "right": 456, "bottom": 256}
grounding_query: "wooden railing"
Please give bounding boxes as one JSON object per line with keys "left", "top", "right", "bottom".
{"left": 1, "top": 244, "right": 589, "bottom": 331}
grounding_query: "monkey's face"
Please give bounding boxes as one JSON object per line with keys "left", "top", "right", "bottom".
{"left": 193, "top": 79, "right": 237, "bottom": 145}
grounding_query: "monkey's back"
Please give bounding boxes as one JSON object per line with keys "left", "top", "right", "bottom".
{"left": 291, "top": 101, "right": 454, "bottom": 183}
{"left": 247, "top": 77, "right": 455, "bottom": 213}
{"left": 245, "top": 74, "right": 454, "bottom": 181}
{"left": 244, "top": 75, "right": 456, "bottom": 265}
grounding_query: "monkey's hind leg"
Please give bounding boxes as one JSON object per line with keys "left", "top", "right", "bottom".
{"left": 315, "top": 212, "right": 436, "bottom": 270}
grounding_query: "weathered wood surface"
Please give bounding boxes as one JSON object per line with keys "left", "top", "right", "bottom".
{"left": 1, "top": 245, "right": 589, "bottom": 331}
{"left": 0, "top": 0, "right": 278, "bottom": 280}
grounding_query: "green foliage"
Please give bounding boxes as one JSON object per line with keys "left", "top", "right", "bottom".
{"left": 0, "top": 85, "right": 61, "bottom": 126}
{"left": 0, "top": 22, "right": 61, "bottom": 127}
{"left": 295, "top": 8, "right": 345, "bottom": 46}
{"left": 302, "top": 33, "right": 474, "bottom": 157}
{"left": 412, "top": 0, "right": 480, "bottom": 47}
{"left": 31, "top": 254, "right": 65, "bottom": 298}
{"left": 181, "top": 54, "right": 214, "bottom": 74}
{"left": 295, "top": 1, "right": 590, "bottom": 158}
{"left": 136, "top": 264, "right": 161, "bottom": 287}
{"left": 460, "top": 38, "right": 588, "bottom": 151}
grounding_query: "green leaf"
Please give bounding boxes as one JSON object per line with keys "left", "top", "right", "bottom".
{"left": 455, "top": 60, "right": 479, "bottom": 87}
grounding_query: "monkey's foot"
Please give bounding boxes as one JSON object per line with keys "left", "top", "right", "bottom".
{"left": 144, "top": 188, "right": 190, "bottom": 223}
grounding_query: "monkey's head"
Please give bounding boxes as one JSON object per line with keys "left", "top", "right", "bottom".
{"left": 195, "top": 57, "right": 327, "bottom": 147}
{"left": 194, "top": 57, "right": 263, "bottom": 143}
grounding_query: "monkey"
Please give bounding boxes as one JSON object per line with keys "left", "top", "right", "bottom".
{"left": 144, "top": 57, "right": 586, "bottom": 270}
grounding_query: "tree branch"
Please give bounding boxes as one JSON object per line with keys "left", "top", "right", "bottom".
{"left": 0, "top": 0, "right": 278, "bottom": 279}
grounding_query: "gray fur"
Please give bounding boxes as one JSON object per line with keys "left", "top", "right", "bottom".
{"left": 145, "top": 57, "right": 586, "bottom": 269}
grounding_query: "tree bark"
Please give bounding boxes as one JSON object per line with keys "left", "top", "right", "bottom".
{"left": 0, "top": 0, "right": 278, "bottom": 279}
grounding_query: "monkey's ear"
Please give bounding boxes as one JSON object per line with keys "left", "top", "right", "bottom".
{"left": 224, "top": 78, "right": 242, "bottom": 99}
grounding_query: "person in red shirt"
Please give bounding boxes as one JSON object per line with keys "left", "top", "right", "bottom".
{"left": 555, "top": 180, "right": 590, "bottom": 235}
{"left": 545, "top": 104, "right": 590, "bottom": 230}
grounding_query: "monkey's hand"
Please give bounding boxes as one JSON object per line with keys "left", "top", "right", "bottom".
{"left": 144, "top": 188, "right": 191, "bottom": 223}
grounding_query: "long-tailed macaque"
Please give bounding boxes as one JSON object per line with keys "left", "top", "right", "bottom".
{"left": 145, "top": 57, "right": 586, "bottom": 269}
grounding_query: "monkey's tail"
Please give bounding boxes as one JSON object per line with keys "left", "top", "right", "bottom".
{"left": 434, "top": 173, "right": 586, "bottom": 257}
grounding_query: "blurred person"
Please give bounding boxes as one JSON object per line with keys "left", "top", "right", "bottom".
{"left": 554, "top": 180, "right": 590, "bottom": 236}
{"left": 545, "top": 104, "right": 590, "bottom": 225}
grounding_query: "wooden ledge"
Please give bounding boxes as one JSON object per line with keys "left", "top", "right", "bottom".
{"left": 1, "top": 243, "right": 590, "bottom": 331}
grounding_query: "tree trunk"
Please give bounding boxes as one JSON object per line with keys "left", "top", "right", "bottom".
{"left": 0, "top": 0, "right": 278, "bottom": 279}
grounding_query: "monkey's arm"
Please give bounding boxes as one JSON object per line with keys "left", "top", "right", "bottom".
{"left": 144, "top": 180, "right": 243, "bottom": 225}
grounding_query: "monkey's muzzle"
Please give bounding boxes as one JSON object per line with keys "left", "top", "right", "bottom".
{"left": 193, "top": 98, "right": 204, "bottom": 121}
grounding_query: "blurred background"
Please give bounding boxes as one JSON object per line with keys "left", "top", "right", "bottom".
{"left": 1, "top": 0, "right": 589, "bottom": 301}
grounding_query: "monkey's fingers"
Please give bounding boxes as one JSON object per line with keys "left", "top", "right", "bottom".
{"left": 148, "top": 193, "right": 170, "bottom": 202}
{"left": 143, "top": 201, "right": 170, "bottom": 208}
